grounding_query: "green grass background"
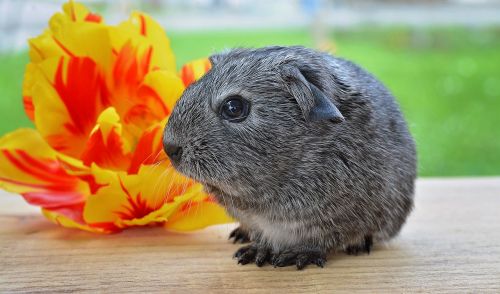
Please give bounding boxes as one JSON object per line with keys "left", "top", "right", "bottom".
{"left": 1, "top": 27, "right": 499, "bottom": 176}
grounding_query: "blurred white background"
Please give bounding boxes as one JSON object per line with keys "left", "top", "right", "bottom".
{"left": 2, "top": 0, "right": 500, "bottom": 52}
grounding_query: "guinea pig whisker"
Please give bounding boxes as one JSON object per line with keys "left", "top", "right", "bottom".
{"left": 185, "top": 198, "right": 193, "bottom": 219}
{"left": 134, "top": 155, "right": 169, "bottom": 210}
{"left": 153, "top": 167, "right": 171, "bottom": 209}
{"left": 138, "top": 149, "right": 164, "bottom": 166}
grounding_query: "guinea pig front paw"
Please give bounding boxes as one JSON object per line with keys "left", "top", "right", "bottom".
{"left": 270, "top": 248, "right": 327, "bottom": 270}
{"left": 345, "top": 235, "right": 373, "bottom": 256}
{"left": 234, "top": 243, "right": 270, "bottom": 267}
{"left": 228, "top": 226, "right": 251, "bottom": 244}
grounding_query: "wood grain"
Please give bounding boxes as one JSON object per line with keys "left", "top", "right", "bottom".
{"left": 0, "top": 178, "right": 499, "bottom": 293}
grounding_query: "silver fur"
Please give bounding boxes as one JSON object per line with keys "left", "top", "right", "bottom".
{"left": 163, "top": 46, "right": 417, "bottom": 269}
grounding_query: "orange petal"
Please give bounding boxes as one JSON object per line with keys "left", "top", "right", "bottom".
{"left": 179, "top": 58, "right": 212, "bottom": 87}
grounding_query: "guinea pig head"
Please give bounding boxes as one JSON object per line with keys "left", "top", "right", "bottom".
{"left": 163, "top": 47, "right": 344, "bottom": 197}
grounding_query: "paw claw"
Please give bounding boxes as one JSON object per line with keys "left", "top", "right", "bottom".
{"left": 254, "top": 249, "right": 269, "bottom": 267}
{"left": 229, "top": 227, "right": 251, "bottom": 244}
{"left": 234, "top": 245, "right": 251, "bottom": 259}
{"left": 271, "top": 250, "right": 325, "bottom": 269}
{"left": 364, "top": 235, "right": 373, "bottom": 254}
{"left": 238, "top": 258, "right": 252, "bottom": 265}
{"left": 314, "top": 257, "right": 326, "bottom": 268}
{"left": 296, "top": 255, "right": 308, "bottom": 270}
{"left": 234, "top": 244, "right": 270, "bottom": 266}
{"left": 345, "top": 235, "right": 373, "bottom": 256}
{"left": 235, "top": 244, "right": 327, "bottom": 269}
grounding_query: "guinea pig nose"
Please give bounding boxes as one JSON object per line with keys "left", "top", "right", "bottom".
{"left": 164, "top": 144, "right": 183, "bottom": 164}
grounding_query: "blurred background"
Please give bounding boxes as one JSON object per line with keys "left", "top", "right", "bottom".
{"left": 0, "top": 0, "right": 499, "bottom": 177}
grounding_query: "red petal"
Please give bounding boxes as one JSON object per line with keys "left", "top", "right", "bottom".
{"left": 80, "top": 127, "right": 131, "bottom": 170}
{"left": 2, "top": 150, "right": 80, "bottom": 191}
{"left": 127, "top": 126, "right": 164, "bottom": 174}
{"left": 139, "top": 14, "right": 147, "bottom": 36}
{"left": 112, "top": 43, "right": 151, "bottom": 91}
{"left": 22, "top": 191, "right": 84, "bottom": 209}
{"left": 44, "top": 202, "right": 86, "bottom": 224}
{"left": 23, "top": 96, "right": 34, "bottom": 121}
{"left": 114, "top": 179, "right": 155, "bottom": 220}
{"left": 85, "top": 13, "right": 102, "bottom": 23}
{"left": 180, "top": 58, "right": 212, "bottom": 87}
{"left": 52, "top": 36, "right": 75, "bottom": 58}
{"left": 54, "top": 56, "right": 107, "bottom": 138}
{"left": 77, "top": 174, "right": 108, "bottom": 194}
{"left": 87, "top": 222, "right": 121, "bottom": 233}
{"left": 180, "top": 64, "right": 195, "bottom": 87}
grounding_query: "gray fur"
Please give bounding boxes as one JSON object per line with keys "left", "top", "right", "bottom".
{"left": 163, "top": 46, "right": 416, "bottom": 269}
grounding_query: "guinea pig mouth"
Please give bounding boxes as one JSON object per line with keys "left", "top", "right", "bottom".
{"left": 178, "top": 167, "right": 226, "bottom": 195}
{"left": 168, "top": 155, "right": 227, "bottom": 193}
{"left": 172, "top": 161, "right": 209, "bottom": 185}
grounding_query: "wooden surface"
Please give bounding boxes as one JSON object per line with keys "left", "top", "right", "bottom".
{"left": 0, "top": 178, "right": 499, "bottom": 293}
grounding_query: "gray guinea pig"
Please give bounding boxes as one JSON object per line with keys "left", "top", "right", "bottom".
{"left": 163, "top": 46, "right": 416, "bottom": 270}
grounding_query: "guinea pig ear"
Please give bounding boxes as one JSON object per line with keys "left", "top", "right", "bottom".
{"left": 282, "top": 65, "right": 344, "bottom": 123}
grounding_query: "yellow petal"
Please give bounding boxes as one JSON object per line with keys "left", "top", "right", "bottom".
{"left": 28, "top": 31, "right": 62, "bottom": 64}
{"left": 141, "top": 70, "right": 185, "bottom": 113}
{"left": 83, "top": 162, "right": 199, "bottom": 228}
{"left": 127, "top": 119, "right": 167, "bottom": 174}
{"left": 164, "top": 200, "right": 234, "bottom": 232}
{"left": 0, "top": 129, "right": 87, "bottom": 196}
{"left": 49, "top": 17, "right": 113, "bottom": 69}
{"left": 31, "top": 58, "right": 72, "bottom": 146}
{"left": 61, "top": 1, "right": 95, "bottom": 22}
{"left": 93, "top": 107, "right": 122, "bottom": 140}
{"left": 32, "top": 55, "right": 108, "bottom": 158}
{"left": 6, "top": 1, "right": 230, "bottom": 235}
{"left": 29, "top": 2, "right": 110, "bottom": 68}
{"left": 0, "top": 128, "right": 56, "bottom": 158}
{"left": 42, "top": 208, "right": 110, "bottom": 233}
{"left": 81, "top": 165, "right": 122, "bottom": 224}
{"left": 22, "top": 63, "right": 38, "bottom": 121}
{"left": 116, "top": 184, "right": 205, "bottom": 228}
{"left": 80, "top": 107, "right": 132, "bottom": 170}
{"left": 0, "top": 129, "right": 99, "bottom": 230}
{"left": 115, "top": 12, "right": 176, "bottom": 72}
{"left": 179, "top": 57, "right": 212, "bottom": 87}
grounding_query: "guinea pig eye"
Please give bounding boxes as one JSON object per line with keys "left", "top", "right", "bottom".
{"left": 220, "top": 95, "right": 250, "bottom": 122}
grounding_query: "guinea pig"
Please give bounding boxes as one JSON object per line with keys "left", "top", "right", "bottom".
{"left": 163, "top": 46, "right": 416, "bottom": 270}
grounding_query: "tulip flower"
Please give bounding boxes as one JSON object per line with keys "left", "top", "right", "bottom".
{"left": 0, "top": 2, "right": 232, "bottom": 233}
